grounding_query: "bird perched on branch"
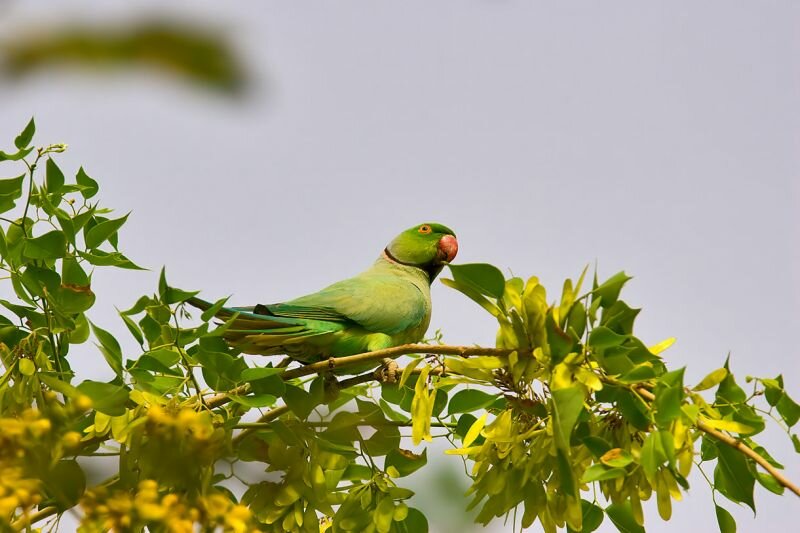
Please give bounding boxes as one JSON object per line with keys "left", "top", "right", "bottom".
{"left": 188, "top": 223, "right": 457, "bottom": 363}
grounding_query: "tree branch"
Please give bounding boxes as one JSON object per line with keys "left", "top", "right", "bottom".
{"left": 206, "top": 344, "right": 516, "bottom": 408}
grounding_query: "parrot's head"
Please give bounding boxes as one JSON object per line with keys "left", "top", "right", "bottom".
{"left": 384, "top": 223, "right": 458, "bottom": 281}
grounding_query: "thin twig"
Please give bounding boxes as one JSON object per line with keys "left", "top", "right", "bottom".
{"left": 231, "top": 404, "right": 290, "bottom": 445}
{"left": 10, "top": 506, "right": 58, "bottom": 530}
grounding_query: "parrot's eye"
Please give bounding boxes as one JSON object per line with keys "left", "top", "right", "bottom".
{"left": 418, "top": 225, "right": 432, "bottom": 234}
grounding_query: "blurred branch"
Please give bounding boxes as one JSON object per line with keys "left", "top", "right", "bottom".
{"left": 1, "top": 19, "right": 248, "bottom": 95}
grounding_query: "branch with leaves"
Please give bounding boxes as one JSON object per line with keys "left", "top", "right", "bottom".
{"left": 1, "top": 120, "right": 798, "bottom": 533}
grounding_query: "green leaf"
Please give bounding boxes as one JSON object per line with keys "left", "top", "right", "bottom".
{"left": 440, "top": 278, "right": 502, "bottom": 317}
{"left": 617, "top": 364, "right": 658, "bottom": 384}
{"left": 122, "top": 295, "right": 153, "bottom": 316}
{"left": 89, "top": 320, "right": 123, "bottom": 378}
{"left": 85, "top": 213, "right": 129, "bottom": 249}
{"left": 599, "top": 448, "right": 634, "bottom": 468}
{"left": 157, "top": 267, "right": 200, "bottom": 304}
{"left": 45, "top": 158, "right": 65, "bottom": 192}
{"left": 592, "top": 272, "right": 632, "bottom": 309}
{"left": 396, "top": 507, "right": 428, "bottom": 533}
{"left": 716, "top": 358, "right": 746, "bottom": 405}
{"left": 52, "top": 212, "right": 73, "bottom": 247}
{"left": 24, "top": 231, "right": 67, "bottom": 260}
{"left": 62, "top": 256, "right": 89, "bottom": 286}
{"left": 241, "top": 367, "right": 285, "bottom": 396}
{"left": 755, "top": 472, "right": 784, "bottom": 495}
{"left": 694, "top": 368, "right": 728, "bottom": 391}
{"left": 379, "top": 398, "right": 407, "bottom": 422}
{"left": 283, "top": 384, "right": 316, "bottom": 419}
{"left": 76, "top": 167, "right": 99, "bottom": 198}
{"left": 132, "top": 353, "right": 182, "bottom": 376}
{"left": 715, "top": 505, "right": 737, "bottom": 533}
{"left": 447, "top": 389, "right": 497, "bottom": 416}
{"left": 201, "top": 296, "right": 230, "bottom": 322}
{"left": 605, "top": 501, "right": 644, "bottom": 533}
{"left": 763, "top": 376, "right": 783, "bottom": 406}
{"left": 777, "top": 392, "right": 800, "bottom": 427}
{"left": 581, "top": 464, "right": 626, "bottom": 482}
{"left": 568, "top": 500, "right": 604, "bottom": 533}
{"left": 53, "top": 274, "right": 96, "bottom": 313}
{"left": 0, "top": 146, "right": 33, "bottom": 162}
{"left": 196, "top": 349, "right": 245, "bottom": 390}
{"left": 71, "top": 206, "right": 96, "bottom": 231}
{"left": 364, "top": 424, "right": 400, "bottom": 457}
{"left": 640, "top": 436, "right": 661, "bottom": 485}
{"left": 588, "top": 326, "right": 628, "bottom": 349}
{"left": 21, "top": 265, "right": 60, "bottom": 297}
{"left": 385, "top": 448, "right": 427, "bottom": 477}
{"left": 76, "top": 380, "right": 130, "bottom": 416}
{"left": 600, "top": 300, "right": 640, "bottom": 335}
{"left": 748, "top": 442, "right": 784, "bottom": 469}
{"left": 0, "top": 174, "right": 24, "bottom": 197}
{"left": 447, "top": 263, "right": 506, "bottom": 299}
{"left": 145, "top": 348, "right": 180, "bottom": 368}
{"left": 714, "top": 442, "right": 756, "bottom": 511}
{"left": 551, "top": 386, "right": 584, "bottom": 451}
{"left": 39, "top": 373, "right": 81, "bottom": 397}
{"left": 79, "top": 250, "right": 144, "bottom": 270}
{"left": 118, "top": 310, "right": 144, "bottom": 346}
{"left": 47, "top": 460, "right": 85, "bottom": 510}
{"left": 14, "top": 117, "right": 35, "bottom": 149}
{"left": 654, "top": 383, "right": 684, "bottom": 428}
{"left": 241, "top": 367, "right": 283, "bottom": 381}
{"left": 581, "top": 435, "right": 612, "bottom": 458}
{"left": 617, "top": 390, "right": 651, "bottom": 430}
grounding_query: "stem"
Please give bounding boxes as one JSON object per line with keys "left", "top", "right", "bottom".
{"left": 172, "top": 313, "right": 206, "bottom": 408}
{"left": 10, "top": 506, "right": 59, "bottom": 530}
{"left": 41, "top": 297, "right": 64, "bottom": 377}
{"left": 21, "top": 151, "right": 42, "bottom": 237}
{"left": 231, "top": 404, "right": 290, "bottom": 445}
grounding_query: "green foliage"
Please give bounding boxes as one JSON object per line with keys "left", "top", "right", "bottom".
{"left": 0, "top": 121, "right": 797, "bottom": 533}
{"left": 436, "top": 264, "right": 799, "bottom": 531}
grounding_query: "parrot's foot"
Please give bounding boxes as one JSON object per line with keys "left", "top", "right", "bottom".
{"left": 374, "top": 358, "right": 399, "bottom": 384}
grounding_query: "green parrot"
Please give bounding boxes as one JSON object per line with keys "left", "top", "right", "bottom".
{"left": 188, "top": 223, "right": 458, "bottom": 363}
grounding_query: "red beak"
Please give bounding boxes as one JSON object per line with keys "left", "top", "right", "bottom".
{"left": 437, "top": 235, "right": 458, "bottom": 263}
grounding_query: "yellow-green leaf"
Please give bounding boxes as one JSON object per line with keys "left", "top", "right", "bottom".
{"left": 464, "top": 413, "right": 487, "bottom": 447}
{"left": 648, "top": 337, "right": 676, "bottom": 355}
{"left": 694, "top": 368, "right": 728, "bottom": 391}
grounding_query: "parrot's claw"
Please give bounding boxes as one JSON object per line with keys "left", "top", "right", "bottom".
{"left": 374, "top": 358, "right": 399, "bottom": 384}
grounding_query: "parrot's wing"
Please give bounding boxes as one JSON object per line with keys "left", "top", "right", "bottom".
{"left": 282, "top": 274, "right": 428, "bottom": 335}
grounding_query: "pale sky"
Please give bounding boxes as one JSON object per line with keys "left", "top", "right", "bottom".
{"left": 1, "top": 1, "right": 798, "bottom": 531}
